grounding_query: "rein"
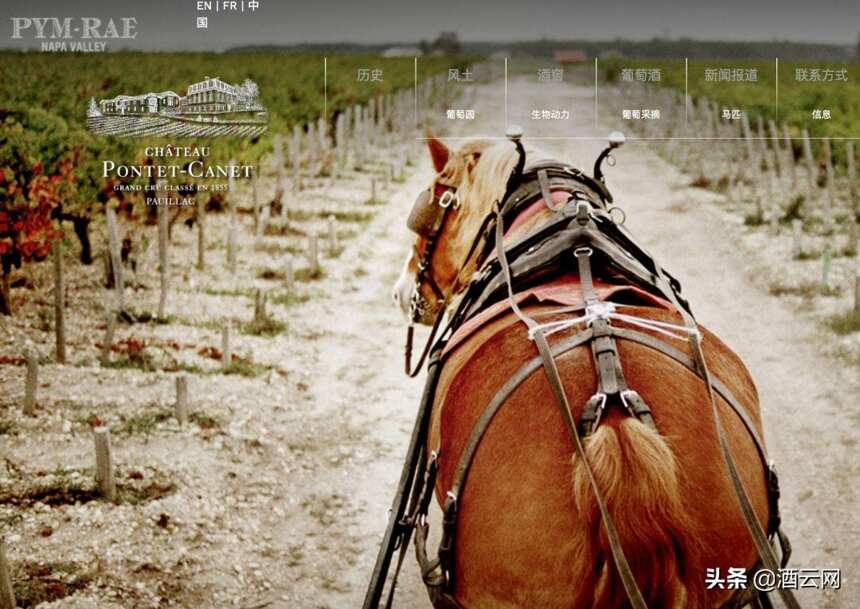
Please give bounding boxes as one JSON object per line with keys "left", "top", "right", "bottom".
{"left": 404, "top": 312, "right": 445, "bottom": 377}
{"left": 403, "top": 181, "right": 460, "bottom": 377}
{"left": 490, "top": 199, "right": 648, "bottom": 609}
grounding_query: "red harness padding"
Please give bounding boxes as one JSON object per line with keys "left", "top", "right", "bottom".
{"left": 443, "top": 274, "right": 673, "bottom": 356}
{"left": 444, "top": 190, "right": 673, "bottom": 356}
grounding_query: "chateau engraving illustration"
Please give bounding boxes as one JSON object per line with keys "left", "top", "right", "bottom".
{"left": 86, "top": 76, "right": 267, "bottom": 138}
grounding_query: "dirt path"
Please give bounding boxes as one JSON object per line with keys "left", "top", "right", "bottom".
{"left": 1, "top": 74, "right": 856, "bottom": 609}
{"left": 330, "top": 77, "right": 859, "bottom": 608}
{"left": 271, "top": 153, "right": 435, "bottom": 608}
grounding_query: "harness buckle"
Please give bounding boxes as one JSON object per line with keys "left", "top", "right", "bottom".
{"left": 582, "top": 392, "right": 608, "bottom": 434}
{"left": 620, "top": 389, "right": 644, "bottom": 416}
{"left": 608, "top": 206, "right": 626, "bottom": 225}
{"left": 575, "top": 201, "right": 592, "bottom": 225}
{"left": 409, "top": 288, "right": 426, "bottom": 321}
{"left": 593, "top": 392, "right": 607, "bottom": 417}
{"left": 438, "top": 190, "right": 459, "bottom": 209}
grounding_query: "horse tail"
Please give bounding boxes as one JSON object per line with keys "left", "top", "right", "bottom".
{"left": 571, "top": 416, "right": 705, "bottom": 609}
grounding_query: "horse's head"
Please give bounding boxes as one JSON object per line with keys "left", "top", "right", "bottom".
{"left": 393, "top": 135, "right": 534, "bottom": 325}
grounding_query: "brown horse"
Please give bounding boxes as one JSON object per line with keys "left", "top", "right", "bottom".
{"left": 392, "top": 136, "right": 774, "bottom": 609}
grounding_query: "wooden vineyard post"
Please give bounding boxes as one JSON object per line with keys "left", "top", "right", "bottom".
{"left": 740, "top": 114, "right": 758, "bottom": 208}
{"left": 290, "top": 125, "right": 302, "bottom": 199}
{"left": 726, "top": 147, "right": 743, "bottom": 206}
{"left": 822, "top": 138, "right": 835, "bottom": 231}
{"left": 335, "top": 112, "right": 346, "bottom": 178}
{"left": 274, "top": 134, "right": 286, "bottom": 216}
{"left": 346, "top": 114, "right": 356, "bottom": 174}
{"left": 100, "top": 306, "right": 115, "bottom": 367}
{"left": 253, "top": 289, "right": 268, "bottom": 323}
{"left": 0, "top": 538, "right": 15, "bottom": 609}
{"left": 767, "top": 120, "right": 783, "bottom": 180}
{"left": 258, "top": 204, "right": 270, "bottom": 243}
{"left": 252, "top": 176, "right": 262, "bottom": 240}
{"left": 801, "top": 129, "right": 817, "bottom": 206}
{"left": 283, "top": 256, "right": 294, "bottom": 290}
{"left": 308, "top": 232, "right": 320, "bottom": 277}
{"left": 370, "top": 177, "right": 377, "bottom": 204}
{"left": 353, "top": 104, "right": 364, "bottom": 169}
{"left": 755, "top": 115, "right": 770, "bottom": 172}
{"left": 175, "top": 375, "right": 189, "bottom": 426}
{"left": 766, "top": 171, "right": 779, "bottom": 234}
{"left": 782, "top": 123, "right": 797, "bottom": 188}
{"left": 221, "top": 323, "right": 232, "bottom": 368}
{"left": 23, "top": 350, "right": 38, "bottom": 416}
{"left": 792, "top": 219, "right": 803, "bottom": 259}
{"left": 328, "top": 215, "right": 338, "bottom": 254}
{"left": 318, "top": 117, "right": 329, "bottom": 180}
{"left": 755, "top": 114, "right": 774, "bottom": 222}
{"left": 53, "top": 239, "right": 66, "bottom": 364}
{"left": 157, "top": 182, "right": 169, "bottom": 319}
{"left": 366, "top": 99, "right": 375, "bottom": 155}
{"left": 105, "top": 207, "right": 125, "bottom": 310}
{"left": 821, "top": 247, "right": 832, "bottom": 290}
{"left": 196, "top": 189, "right": 206, "bottom": 270}
{"left": 855, "top": 267, "right": 860, "bottom": 314}
{"left": 93, "top": 426, "right": 116, "bottom": 502}
{"left": 306, "top": 122, "right": 318, "bottom": 178}
{"left": 849, "top": 221, "right": 859, "bottom": 258}
{"left": 227, "top": 159, "right": 238, "bottom": 274}
{"left": 847, "top": 142, "right": 859, "bottom": 256}
{"left": 849, "top": 141, "right": 858, "bottom": 214}
{"left": 696, "top": 100, "right": 711, "bottom": 179}
{"left": 755, "top": 116, "right": 775, "bottom": 220}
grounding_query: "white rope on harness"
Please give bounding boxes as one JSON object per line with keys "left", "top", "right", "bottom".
{"left": 526, "top": 301, "right": 701, "bottom": 342}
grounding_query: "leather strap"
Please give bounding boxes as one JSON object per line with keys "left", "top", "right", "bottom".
{"left": 537, "top": 169, "right": 566, "bottom": 212}
{"left": 490, "top": 203, "right": 652, "bottom": 609}
{"left": 405, "top": 311, "right": 447, "bottom": 377}
{"left": 648, "top": 262, "right": 802, "bottom": 609}
{"left": 362, "top": 353, "right": 444, "bottom": 609}
{"left": 436, "top": 327, "right": 596, "bottom": 582}
{"left": 608, "top": 326, "right": 769, "bottom": 465}
{"left": 417, "top": 315, "right": 782, "bottom": 609}
{"left": 531, "top": 329, "right": 650, "bottom": 609}
{"left": 462, "top": 227, "right": 667, "bottom": 322}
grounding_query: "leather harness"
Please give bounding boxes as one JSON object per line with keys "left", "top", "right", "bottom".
{"left": 404, "top": 181, "right": 461, "bottom": 377}
{"left": 364, "top": 157, "right": 800, "bottom": 609}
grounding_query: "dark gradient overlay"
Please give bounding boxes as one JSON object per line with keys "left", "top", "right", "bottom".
{"left": 1, "top": 0, "right": 859, "bottom": 51}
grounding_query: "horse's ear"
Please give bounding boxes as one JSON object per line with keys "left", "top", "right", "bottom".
{"left": 466, "top": 151, "right": 481, "bottom": 174}
{"left": 426, "top": 133, "right": 450, "bottom": 173}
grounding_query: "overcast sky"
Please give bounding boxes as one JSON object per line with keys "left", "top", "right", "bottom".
{"left": 2, "top": 0, "right": 858, "bottom": 50}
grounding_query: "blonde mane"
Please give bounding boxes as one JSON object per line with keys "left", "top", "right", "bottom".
{"left": 448, "top": 140, "right": 552, "bottom": 294}
{"left": 459, "top": 140, "right": 550, "bottom": 217}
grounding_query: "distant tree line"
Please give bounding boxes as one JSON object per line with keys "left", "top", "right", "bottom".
{"left": 230, "top": 36, "right": 857, "bottom": 61}
{"left": 463, "top": 38, "right": 855, "bottom": 61}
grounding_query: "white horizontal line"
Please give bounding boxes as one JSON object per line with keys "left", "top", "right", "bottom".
{"left": 415, "top": 136, "right": 860, "bottom": 141}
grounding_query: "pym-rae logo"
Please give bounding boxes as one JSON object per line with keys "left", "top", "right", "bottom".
{"left": 10, "top": 17, "right": 137, "bottom": 52}
{"left": 86, "top": 76, "right": 268, "bottom": 139}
